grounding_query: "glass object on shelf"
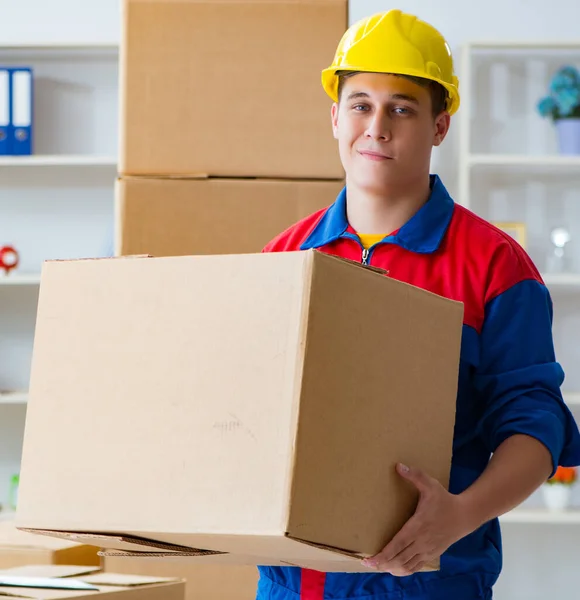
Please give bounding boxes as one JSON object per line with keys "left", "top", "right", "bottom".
{"left": 8, "top": 474, "right": 19, "bottom": 511}
{"left": 546, "top": 227, "right": 572, "bottom": 273}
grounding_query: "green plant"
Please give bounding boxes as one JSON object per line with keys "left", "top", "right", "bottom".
{"left": 537, "top": 66, "right": 580, "bottom": 121}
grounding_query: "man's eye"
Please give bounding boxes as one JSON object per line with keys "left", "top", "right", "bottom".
{"left": 352, "top": 104, "right": 369, "bottom": 112}
{"left": 393, "top": 107, "right": 411, "bottom": 115}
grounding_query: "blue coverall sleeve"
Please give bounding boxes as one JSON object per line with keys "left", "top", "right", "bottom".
{"left": 474, "top": 278, "right": 580, "bottom": 475}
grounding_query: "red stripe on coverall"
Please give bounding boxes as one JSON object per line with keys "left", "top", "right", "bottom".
{"left": 300, "top": 569, "right": 326, "bottom": 600}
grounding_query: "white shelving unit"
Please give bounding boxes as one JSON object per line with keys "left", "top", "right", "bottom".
{"left": 0, "top": 42, "right": 118, "bottom": 508}
{"left": 0, "top": 274, "right": 41, "bottom": 285}
{"left": 0, "top": 155, "right": 117, "bottom": 167}
{"left": 0, "top": 393, "right": 28, "bottom": 405}
{"left": 460, "top": 41, "right": 580, "bottom": 600}
{"left": 502, "top": 509, "right": 580, "bottom": 524}
{"left": 468, "top": 154, "right": 580, "bottom": 168}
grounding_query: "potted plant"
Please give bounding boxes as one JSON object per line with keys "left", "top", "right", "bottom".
{"left": 542, "top": 465, "right": 577, "bottom": 511}
{"left": 537, "top": 65, "right": 580, "bottom": 155}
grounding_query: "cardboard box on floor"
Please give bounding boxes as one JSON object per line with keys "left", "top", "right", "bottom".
{"left": 15, "top": 250, "right": 463, "bottom": 572}
{"left": 103, "top": 557, "right": 258, "bottom": 600}
{"left": 116, "top": 177, "right": 343, "bottom": 257}
{"left": 0, "top": 520, "right": 99, "bottom": 570}
{"left": 120, "top": 0, "right": 346, "bottom": 179}
{"left": 0, "top": 564, "right": 184, "bottom": 600}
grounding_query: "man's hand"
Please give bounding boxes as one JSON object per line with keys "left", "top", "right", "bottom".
{"left": 362, "top": 463, "right": 474, "bottom": 576}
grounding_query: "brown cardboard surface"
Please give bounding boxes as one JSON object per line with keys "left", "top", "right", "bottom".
{"left": 0, "top": 522, "right": 99, "bottom": 570}
{"left": 103, "top": 557, "right": 258, "bottom": 600}
{"left": 0, "top": 565, "right": 184, "bottom": 600}
{"left": 116, "top": 177, "right": 343, "bottom": 257}
{"left": 0, "top": 567, "right": 100, "bottom": 579}
{"left": 120, "top": 0, "right": 346, "bottom": 178}
{"left": 17, "top": 251, "right": 462, "bottom": 572}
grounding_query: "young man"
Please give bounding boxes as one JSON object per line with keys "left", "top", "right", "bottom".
{"left": 256, "top": 9, "right": 580, "bottom": 600}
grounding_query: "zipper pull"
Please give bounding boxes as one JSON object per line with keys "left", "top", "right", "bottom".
{"left": 361, "top": 248, "right": 369, "bottom": 265}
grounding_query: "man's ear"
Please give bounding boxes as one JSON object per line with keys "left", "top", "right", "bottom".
{"left": 331, "top": 102, "right": 339, "bottom": 140}
{"left": 433, "top": 111, "right": 451, "bottom": 147}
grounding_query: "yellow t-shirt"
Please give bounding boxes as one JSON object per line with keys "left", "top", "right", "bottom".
{"left": 357, "top": 233, "right": 387, "bottom": 250}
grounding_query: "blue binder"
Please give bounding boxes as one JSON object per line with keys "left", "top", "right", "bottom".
{"left": 10, "top": 67, "right": 33, "bottom": 155}
{"left": 0, "top": 67, "right": 9, "bottom": 155}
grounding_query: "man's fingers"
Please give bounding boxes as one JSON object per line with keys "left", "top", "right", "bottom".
{"left": 377, "top": 542, "right": 418, "bottom": 571}
{"left": 402, "top": 554, "right": 427, "bottom": 575}
{"left": 397, "top": 463, "right": 436, "bottom": 494}
{"left": 364, "top": 519, "right": 417, "bottom": 567}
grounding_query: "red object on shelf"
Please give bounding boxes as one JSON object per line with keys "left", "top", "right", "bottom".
{"left": 0, "top": 245, "right": 19, "bottom": 275}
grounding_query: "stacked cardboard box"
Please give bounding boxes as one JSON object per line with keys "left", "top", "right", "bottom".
{"left": 0, "top": 564, "right": 184, "bottom": 600}
{"left": 116, "top": 0, "right": 348, "bottom": 257}
{"left": 102, "top": 559, "right": 259, "bottom": 600}
{"left": 112, "top": 1, "right": 347, "bottom": 595}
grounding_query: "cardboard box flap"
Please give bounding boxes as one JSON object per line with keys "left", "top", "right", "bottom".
{"left": 98, "top": 551, "right": 196, "bottom": 558}
{"left": 0, "top": 568, "right": 99, "bottom": 580}
{"left": 286, "top": 536, "right": 363, "bottom": 560}
{"left": 0, "top": 523, "right": 83, "bottom": 552}
{"left": 18, "top": 531, "right": 221, "bottom": 558}
{"left": 320, "top": 252, "right": 389, "bottom": 276}
{"left": 0, "top": 577, "right": 98, "bottom": 592}
{"left": 81, "top": 573, "right": 179, "bottom": 587}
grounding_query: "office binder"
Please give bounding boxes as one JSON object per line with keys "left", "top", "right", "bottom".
{"left": 11, "top": 67, "right": 33, "bottom": 155}
{"left": 0, "top": 68, "right": 9, "bottom": 155}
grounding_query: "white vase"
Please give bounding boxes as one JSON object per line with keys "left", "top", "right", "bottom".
{"left": 542, "top": 483, "right": 572, "bottom": 511}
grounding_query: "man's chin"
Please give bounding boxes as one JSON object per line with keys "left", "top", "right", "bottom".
{"left": 352, "top": 171, "right": 404, "bottom": 194}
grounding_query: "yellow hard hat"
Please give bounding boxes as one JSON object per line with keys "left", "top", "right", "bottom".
{"left": 321, "top": 10, "right": 460, "bottom": 115}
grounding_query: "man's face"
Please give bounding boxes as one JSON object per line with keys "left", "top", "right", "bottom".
{"left": 331, "top": 72, "right": 450, "bottom": 194}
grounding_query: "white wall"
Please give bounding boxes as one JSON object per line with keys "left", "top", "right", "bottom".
{"left": 351, "top": 0, "right": 580, "bottom": 45}
{"left": 0, "top": 0, "right": 120, "bottom": 44}
{"left": 3, "top": 0, "right": 579, "bottom": 50}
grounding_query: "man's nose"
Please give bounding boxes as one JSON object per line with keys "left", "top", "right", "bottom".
{"left": 364, "top": 110, "right": 392, "bottom": 141}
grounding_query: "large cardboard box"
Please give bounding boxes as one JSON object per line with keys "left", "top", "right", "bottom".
{"left": 16, "top": 251, "right": 463, "bottom": 572}
{"left": 103, "top": 557, "right": 258, "bottom": 600}
{"left": 120, "top": 0, "right": 346, "bottom": 179}
{"left": 0, "top": 565, "right": 184, "bottom": 600}
{"left": 0, "top": 521, "right": 99, "bottom": 570}
{"left": 116, "top": 177, "right": 343, "bottom": 257}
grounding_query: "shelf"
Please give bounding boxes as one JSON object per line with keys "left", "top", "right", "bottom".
{"left": 0, "top": 43, "right": 119, "bottom": 60}
{"left": 501, "top": 509, "right": 580, "bottom": 524}
{"left": 0, "top": 393, "right": 28, "bottom": 405}
{"left": 0, "top": 274, "right": 40, "bottom": 286}
{"left": 0, "top": 155, "right": 117, "bottom": 168}
{"left": 0, "top": 512, "right": 15, "bottom": 522}
{"left": 0, "top": 42, "right": 118, "bottom": 50}
{"left": 467, "top": 41, "right": 580, "bottom": 50}
{"left": 468, "top": 154, "right": 580, "bottom": 172}
{"left": 565, "top": 393, "right": 580, "bottom": 406}
{"left": 542, "top": 273, "right": 580, "bottom": 289}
